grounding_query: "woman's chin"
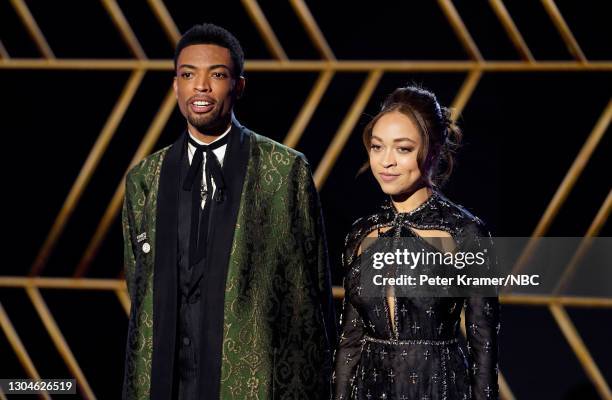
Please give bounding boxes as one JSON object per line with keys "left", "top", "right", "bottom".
{"left": 378, "top": 184, "right": 405, "bottom": 196}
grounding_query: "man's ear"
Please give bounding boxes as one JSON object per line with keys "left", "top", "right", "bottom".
{"left": 234, "top": 76, "right": 246, "bottom": 99}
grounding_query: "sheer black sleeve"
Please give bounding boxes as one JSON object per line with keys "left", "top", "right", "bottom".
{"left": 332, "top": 231, "right": 366, "bottom": 400}
{"left": 465, "top": 296, "right": 500, "bottom": 399}
{"left": 463, "top": 220, "right": 500, "bottom": 400}
{"left": 332, "top": 274, "right": 364, "bottom": 400}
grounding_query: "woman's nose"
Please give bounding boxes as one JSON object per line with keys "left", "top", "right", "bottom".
{"left": 381, "top": 150, "right": 396, "bottom": 167}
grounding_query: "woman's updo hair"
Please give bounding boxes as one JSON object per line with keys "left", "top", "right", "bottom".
{"left": 362, "top": 85, "right": 462, "bottom": 188}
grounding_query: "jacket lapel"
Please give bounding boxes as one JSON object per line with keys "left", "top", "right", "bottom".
{"left": 150, "top": 133, "right": 185, "bottom": 400}
{"left": 197, "top": 118, "right": 251, "bottom": 398}
{"left": 149, "top": 119, "right": 251, "bottom": 399}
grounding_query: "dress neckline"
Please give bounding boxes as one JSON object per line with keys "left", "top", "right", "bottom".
{"left": 389, "top": 190, "right": 438, "bottom": 218}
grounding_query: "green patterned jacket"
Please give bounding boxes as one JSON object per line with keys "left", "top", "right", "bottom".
{"left": 121, "top": 122, "right": 334, "bottom": 399}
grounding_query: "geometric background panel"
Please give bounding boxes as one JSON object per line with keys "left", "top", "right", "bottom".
{"left": 566, "top": 307, "right": 612, "bottom": 383}
{"left": 502, "top": 1, "right": 575, "bottom": 60}
{"left": 22, "top": 1, "right": 132, "bottom": 59}
{"left": 554, "top": 0, "right": 612, "bottom": 60}
{"left": 0, "top": 1, "right": 39, "bottom": 57}
{"left": 233, "top": 71, "right": 322, "bottom": 143}
{"left": 1, "top": 289, "right": 73, "bottom": 380}
{"left": 164, "top": 1, "right": 273, "bottom": 59}
{"left": 500, "top": 305, "right": 597, "bottom": 399}
{"left": 2, "top": 70, "right": 129, "bottom": 277}
{"left": 459, "top": 72, "right": 612, "bottom": 236}
{"left": 305, "top": 0, "right": 468, "bottom": 60}
{"left": 115, "top": 1, "right": 175, "bottom": 58}
{"left": 256, "top": 0, "right": 321, "bottom": 59}
{"left": 548, "top": 130, "right": 611, "bottom": 237}
{"left": 296, "top": 72, "right": 372, "bottom": 167}
{"left": 1, "top": 1, "right": 611, "bottom": 398}
{"left": 41, "top": 289, "right": 127, "bottom": 399}
{"left": 452, "top": 1, "right": 520, "bottom": 61}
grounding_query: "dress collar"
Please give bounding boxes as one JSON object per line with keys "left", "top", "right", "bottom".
{"left": 382, "top": 190, "right": 440, "bottom": 219}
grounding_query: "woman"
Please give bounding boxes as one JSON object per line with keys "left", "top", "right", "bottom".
{"left": 333, "top": 86, "right": 500, "bottom": 400}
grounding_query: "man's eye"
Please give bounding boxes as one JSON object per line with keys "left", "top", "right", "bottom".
{"left": 212, "top": 72, "right": 228, "bottom": 79}
{"left": 181, "top": 72, "right": 193, "bottom": 79}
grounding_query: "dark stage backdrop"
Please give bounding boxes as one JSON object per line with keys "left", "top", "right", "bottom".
{"left": 1, "top": 1, "right": 610, "bottom": 399}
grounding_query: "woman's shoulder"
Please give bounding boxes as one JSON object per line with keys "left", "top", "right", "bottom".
{"left": 433, "top": 191, "right": 491, "bottom": 236}
{"left": 342, "top": 210, "right": 393, "bottom": 268}
{"left": 345, "top": 208, "right": 394, "bottom": 243}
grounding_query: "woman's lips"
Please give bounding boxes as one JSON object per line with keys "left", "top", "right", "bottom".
{"left": 379, "top": 173, "right": 400, "bottom": 182}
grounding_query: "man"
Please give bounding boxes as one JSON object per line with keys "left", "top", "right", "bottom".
{"left": 121, "top": 23, "right": 335, "bottom": 399}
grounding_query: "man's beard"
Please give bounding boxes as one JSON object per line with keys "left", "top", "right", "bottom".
{"left": 187, "top": 108, "right": 228, "bottom": 135}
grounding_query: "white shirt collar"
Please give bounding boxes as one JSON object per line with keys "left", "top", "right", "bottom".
{"left": 187, "top": 124, "right": 232, "bottom": 145}
{"left": 186, "top": 124, "right": 231, "bottom": 169}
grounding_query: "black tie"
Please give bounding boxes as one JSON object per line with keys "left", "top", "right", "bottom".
{"left": 183, "top": 134, "right": 229, "bottom": 266}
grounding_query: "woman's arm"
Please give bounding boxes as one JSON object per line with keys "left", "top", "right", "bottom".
{"left": 332, "top": 274, "right": 365, "bottom": 400}
{"left": 465, "top": 296, "right": 500, "bottom": 399}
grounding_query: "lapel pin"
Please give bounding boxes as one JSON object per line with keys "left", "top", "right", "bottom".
{"left": 142, "top": 243, "right": 151, "bottom": 253}
{"left": 137, "top": 232, "right": 147, "bottom": 243}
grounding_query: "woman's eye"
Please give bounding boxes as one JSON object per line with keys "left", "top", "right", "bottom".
{"left": 370, "top": 144, "right": 382, "bottom": 151}
{"left": 397, "top": 147, "right": 413, "bottom": 153}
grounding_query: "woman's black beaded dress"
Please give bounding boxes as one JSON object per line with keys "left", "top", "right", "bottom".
{"left": 333, "top": 191, "right": 500, "bottom": 400}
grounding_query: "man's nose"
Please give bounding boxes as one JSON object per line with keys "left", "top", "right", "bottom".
{"left": 194, "top": 75, "right": 211, "bottom": 92}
